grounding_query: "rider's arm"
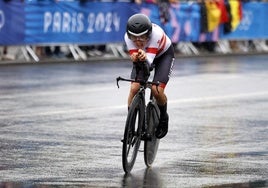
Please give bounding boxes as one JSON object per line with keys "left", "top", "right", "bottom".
{"left": 130, "top": 52, "right": 139, "bottom": 62}
{"left": 145, "top": 25, "right": 170, "bottom": 65}
{"left": 124, "top": 33, "right": 140, "bottom": 63}
{"left": 137, "top": 49, "right": 146, "bottom": 62}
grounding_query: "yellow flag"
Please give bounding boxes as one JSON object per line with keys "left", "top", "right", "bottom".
{"left": 205, "top": 1, "right": 221, "bottom": 32}
{"left": 229, "top": 0, "right": 242, "bottom": 31}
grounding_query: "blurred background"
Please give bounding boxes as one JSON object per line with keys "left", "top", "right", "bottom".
{"left": 1, "top": 0, "right": 268, "bottom": 62}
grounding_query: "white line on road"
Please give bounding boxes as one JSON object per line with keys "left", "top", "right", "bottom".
{"left": 0, "top": 86, "right": 117, "bottom": 100}
{"left": 168, "top": 91, "right": 268, "bottom": 105}
{"left": 1, "top": 91, "right": 267, "bottom": 120}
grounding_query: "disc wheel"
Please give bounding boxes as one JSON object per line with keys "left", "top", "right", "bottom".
{"left": 144, "top": 102, "right": 160, "bottom": 167}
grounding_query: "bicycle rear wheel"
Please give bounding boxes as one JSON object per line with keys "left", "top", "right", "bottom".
{"left": 144, "top": 102, "right": 160, "bottom": 167}
{"left": 122, "top": 95, "right": 144, "bottom": 173}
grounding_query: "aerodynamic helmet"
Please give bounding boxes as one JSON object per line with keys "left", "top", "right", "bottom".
{"left": 126, "top": 14, "right": 152, "bottom": 38}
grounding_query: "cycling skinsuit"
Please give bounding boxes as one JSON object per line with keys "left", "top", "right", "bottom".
{"left": 124, "top": 23, "right": 175, "bottom": 88}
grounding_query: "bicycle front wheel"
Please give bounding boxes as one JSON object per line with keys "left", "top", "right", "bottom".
{"left": 144, "top": 102, "right": 160, "bottom": 167}
{"left": 122, "top": 95, "right": 144, "bottom": 173}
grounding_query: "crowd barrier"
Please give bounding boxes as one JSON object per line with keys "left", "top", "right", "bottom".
{"left": 1, "top": 1, "right": 268, "bottom": 61}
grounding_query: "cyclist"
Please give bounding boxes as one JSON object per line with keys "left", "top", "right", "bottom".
{"left": 124, "top": 13, "right": 175, "bottom": 139}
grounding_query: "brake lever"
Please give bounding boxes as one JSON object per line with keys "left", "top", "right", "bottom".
{"left": 116, "top": 77, "right": 121, "bottom": 88}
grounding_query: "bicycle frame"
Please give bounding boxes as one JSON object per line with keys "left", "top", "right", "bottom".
{"left": 117, "top": 76, "right": 160, "bottom": 173}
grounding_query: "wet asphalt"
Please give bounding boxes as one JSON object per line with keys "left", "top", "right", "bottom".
{"left": 0, "top": 54, "right": 267, "bottom": 188}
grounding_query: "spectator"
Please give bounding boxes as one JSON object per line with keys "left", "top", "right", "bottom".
{"left": 1, "top": 46, "right": 15, "bottom": 61}
{"left": 45, "top": 46, "right": 65, "bottom": 58}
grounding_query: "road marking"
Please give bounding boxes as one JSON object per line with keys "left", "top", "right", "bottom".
{"left": 0, "top": 91, "right": 267, "bottom": 120}
{"left": 0, "top": 85, "right": 117, "bottom": 99}
{"left": 168, "top": 91, "right": 268, "bottom": 105}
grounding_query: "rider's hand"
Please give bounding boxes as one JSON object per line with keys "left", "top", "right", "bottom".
{"left": 137, "top": 49, "right": 146, "bottom": 61}
{"left": 130, "top": 52, "right": 139, "bottom": 62}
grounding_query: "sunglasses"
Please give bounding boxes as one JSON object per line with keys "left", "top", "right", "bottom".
{"left": 129, "top": 34, "right": 149, "bottom": 42}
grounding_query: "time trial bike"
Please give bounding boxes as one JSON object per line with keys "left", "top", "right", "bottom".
{"left": 116, "top": 63, "right": 160, "bottom": 173}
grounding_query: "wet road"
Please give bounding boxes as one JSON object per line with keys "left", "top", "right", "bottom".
{"left": 0, "top": 55, "right": 267, "bottom": 188}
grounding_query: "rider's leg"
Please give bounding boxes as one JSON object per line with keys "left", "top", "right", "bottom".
{"left": 152, "top": 84, "right": 169, "bottom": 139}
{"left": 152, "top": 85, "right": 168, "bottom": 118}
{"left": 128, "top": 82, "right": 140, "bottom": 107}
{"left": 151, "top": 46, "right": 174, "bottom": 120}
{"left": 152, "top": 85, "right": 166, "bottom": 105}
{"left": 150, "top": 47, "right": 174, "bottom": 139}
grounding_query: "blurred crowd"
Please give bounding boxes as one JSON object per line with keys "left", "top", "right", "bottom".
{"left": 1, "top": 0, "right": 268, "bottom": 61}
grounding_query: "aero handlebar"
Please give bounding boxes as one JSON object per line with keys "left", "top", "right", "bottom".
{"left": 116, "top": 76, "right": 160, "bottom": 93}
